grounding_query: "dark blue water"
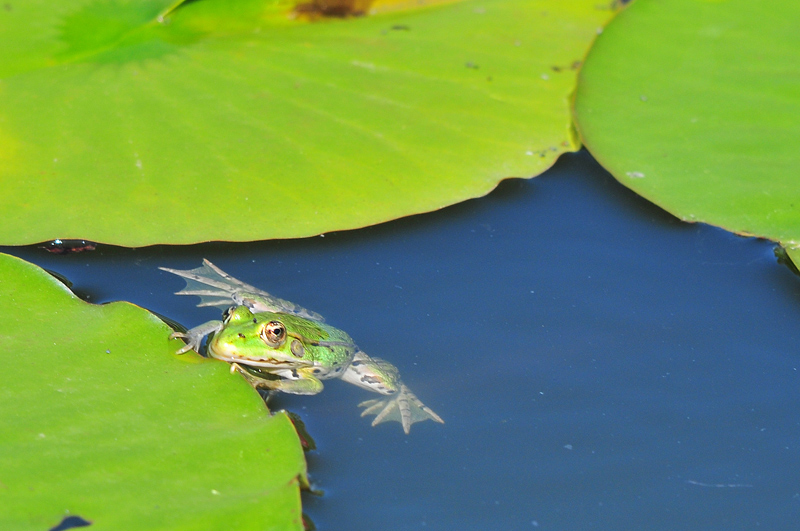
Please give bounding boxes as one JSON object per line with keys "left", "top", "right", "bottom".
{"left": 5, "top": 151, "right": 800, "bottom": 529}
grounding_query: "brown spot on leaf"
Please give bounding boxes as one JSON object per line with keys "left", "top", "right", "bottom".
{"left": 294, "top": 0, "right": 374, "bottom": 18}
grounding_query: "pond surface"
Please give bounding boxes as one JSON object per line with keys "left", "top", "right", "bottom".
{"left": 5, "top": 150, "right": 800, "bottom": 529}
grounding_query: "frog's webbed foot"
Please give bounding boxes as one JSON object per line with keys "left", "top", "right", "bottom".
{"left": 358, "top": 384, "right": 444, "bottom": 435}
{"left": 160, "top": 260, "right": 325, "bottom": 321}
{"left": 169, "top": 320, "right": 223, "bottom": 354}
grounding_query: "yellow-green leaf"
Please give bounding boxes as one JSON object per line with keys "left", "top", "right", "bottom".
{"left": 574, "top": 0, "right": 800, "bottom": 257}
{"left": 0, "top": 253, "right": 306, "bottom": 530}
{"left": 0, "top": 0, "right": 616, "bottom": 246}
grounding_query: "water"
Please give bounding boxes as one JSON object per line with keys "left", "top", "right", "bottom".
{"left": 5, "top": 151, "right": 800, "bottom": 529}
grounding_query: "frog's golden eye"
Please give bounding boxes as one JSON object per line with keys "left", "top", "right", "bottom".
{"left": 260, "top": 321, "right": 286, "bottom": 347}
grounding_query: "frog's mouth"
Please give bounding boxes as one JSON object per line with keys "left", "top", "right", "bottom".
{"left": 208, "top": 350, "right": 315, "bottom": 368}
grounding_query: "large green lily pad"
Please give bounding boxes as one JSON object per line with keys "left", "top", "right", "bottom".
{"left": 574, "top": 0, "right": 800, "bottom": 261}
{"left": 0, "top": 0, "right": 616, "bottom": 246}
{"left": 0, "top": 253, "right": 306, "bottom": 530}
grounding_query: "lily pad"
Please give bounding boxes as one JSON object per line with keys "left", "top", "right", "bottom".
{"left": 574, "top": 0, "right": 800, "bottom": 261}
{"left": 0, "top": 0, "right": 616, "bottom": 246}
{"left": 0, "top": 253, "right": 306, "bottom": 530}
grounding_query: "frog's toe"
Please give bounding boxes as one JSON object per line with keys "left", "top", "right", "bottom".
{"left": 359, "top": 399, "right": 388, "bottom": 417}
{"left": 359, "top": 397, "right": 403, "bottom": 431}
{"left": 358, "top": 384, "right": 443, "bottom": 434}
{"left": 169, "top": 321, "right": 223, "bottom": 354}
{"left": 168, "top": 320, "right": 223, "bottom": 355}
{"left": 169, "top": 331, "right": 202, "bottom": 354}
{"left": 174, "top": 343, "right": 195, "bottom": 355}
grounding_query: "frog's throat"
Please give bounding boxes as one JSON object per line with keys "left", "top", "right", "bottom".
{"left": 208, "top": 351, "right": 314, "bottom": 368}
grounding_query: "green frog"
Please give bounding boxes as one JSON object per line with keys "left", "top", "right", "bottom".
{"left": 161, "top": 260, "right": 443, "bottom": 434}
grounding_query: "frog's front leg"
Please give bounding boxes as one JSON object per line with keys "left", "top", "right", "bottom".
{"left": 231, "top": 363, "right": 325, "bottom": 395}
{"left": 169, "top": 320, "right": 223, "bottom": 354}
{"left": 341, "top": 351, "right": 444, "bottom": 434}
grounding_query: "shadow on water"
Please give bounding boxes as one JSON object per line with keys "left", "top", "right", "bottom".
{"left": 4, "top": 150, "right": 800, "bottom": 530}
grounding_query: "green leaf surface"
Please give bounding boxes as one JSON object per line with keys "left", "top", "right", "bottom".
{"left": 0, "top": 0, "right": 616, "bottom": 246}
{"left": 0, "top": 253, "right": 306, "bottom": 530}
{"left": 574, "top": 0, "right": 800, "bottom": 252}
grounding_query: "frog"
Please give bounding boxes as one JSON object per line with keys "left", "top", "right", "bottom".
{"left": 161, "top": 259, "right": 443, "bottom": 434}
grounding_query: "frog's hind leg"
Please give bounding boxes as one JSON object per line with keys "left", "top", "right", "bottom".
{"left": 359, "top": 384, "right": 444, "bottom": 435}
{"left": 342, "top": 351, "right": 444, "bottom": 434}
{"left": 339, "top": 351, "right": 402, "bottom": 396}
{"left": 160, "top": 260, "right": 324, "bottom": 321}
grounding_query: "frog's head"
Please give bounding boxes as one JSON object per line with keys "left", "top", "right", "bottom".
{"left": 207, "top": 306, "right": 314, "bottom": 369}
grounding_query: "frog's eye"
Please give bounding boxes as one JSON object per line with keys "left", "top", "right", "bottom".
{"left": 260, "top": 321, "right": 286, "bottom": 347}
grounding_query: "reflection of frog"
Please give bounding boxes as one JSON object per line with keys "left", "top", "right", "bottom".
{"left": 162, "top": 260, "right": 443, "bottom": 434}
